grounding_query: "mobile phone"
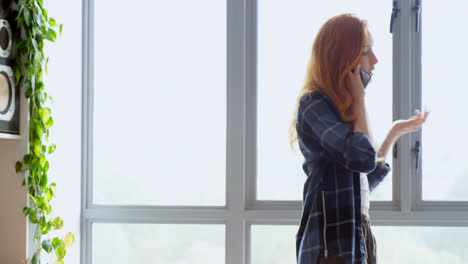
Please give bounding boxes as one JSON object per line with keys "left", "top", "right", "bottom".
{"left": 359, "top": 68, "right": 372, "bottom": 88}
{"left": 351, "top": 68, "right": 372, "bottom": 88}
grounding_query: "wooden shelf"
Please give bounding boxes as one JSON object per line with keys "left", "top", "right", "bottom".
{"left": 0, "top": 133, "right": 22, "bottom": 140}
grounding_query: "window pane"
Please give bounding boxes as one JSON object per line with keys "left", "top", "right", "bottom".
{"left": 93, "top": 224, "right": 225, "bottom": 263}
{"left": 93, "top": 0, "right": 226, "bottom": 205}
{"left": 251, "top": 225, "right": 297, "bottom": 264}
{"left": 422, "top": 0, "right": 468, "bottom": 200}
{"left": 257, "top": 0, "right": 393, "bottom": 201}
{"left": 373, "top": 226, "right": 468, "bottom": 263}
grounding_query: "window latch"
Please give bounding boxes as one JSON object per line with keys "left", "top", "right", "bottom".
{"left": 412, "top": 0, "right": 422, "bottom": 32}
{"left": 390, "top": 0, "right": 400, "bottom": 33}
{"left": 415, "top": 140, "right": 422, "bottom": 170}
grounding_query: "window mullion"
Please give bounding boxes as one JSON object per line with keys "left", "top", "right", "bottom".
{"left": 392, "top": 0, "right": 413, "bottom": 214}
{"left": 82, "top": 0, "right": 93, "bottom": 262}
{"left": 227, "top": 0, "right": 248, "bottom": 263}
{"left": 411, "top": 0, "right": 423, "bottom": 209}
{"left": 245, "top": 0, "right": 257, "bottom": 211}
{"left": 372, "top": 210, "right": 468, "bottom": 226}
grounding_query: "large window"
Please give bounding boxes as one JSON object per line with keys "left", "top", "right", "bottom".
{"left": 420, "top": 0, "right": 468, "bottom": 201}
{"left": 92, "top": 0, "right": 226, "bottom": 206}
{"left": 82, "top": 0, "right": 468, "bottom": 263}
{"left": 373, "top": 226, "right": 468, "bottom": 263}
{"left": 256, "top": 0, "right": 393, "bottom": 202}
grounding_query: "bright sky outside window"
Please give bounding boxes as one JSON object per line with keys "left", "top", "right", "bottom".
{"left": 92, "top": 0, "right": 226, "bottom": 206}
{"left": 421, "top": 0, "right": 468, "bottom": 201}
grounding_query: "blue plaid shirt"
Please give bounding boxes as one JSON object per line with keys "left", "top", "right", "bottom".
{"left": 295, "top": 91, "right": 390, "bottom": 264}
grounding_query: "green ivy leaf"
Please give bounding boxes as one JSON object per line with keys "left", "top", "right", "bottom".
{"left": 49, "top": 18, "right": 57, "bottom": 27}
{"left": 38, "top": 198, "right": 51, "bottom": 215}
{"left": 16, "top": 40, "right": 26, "bottom": 51}
{"left": 44, "top": 161, "right": 50, "bottom": 172}
{"left": 15, "top": 161, "right": 23, "bottom": 172}
{"left": 40, "top": 171, "right": 47, "bottom": 190}
{"left": 38, "top": 196, "right": 46, "bottom": 207}
{"left": 28, "top": 194, "right": 38, "bottom": 206}
{"left": 25, "top": 88, "right": 32, "bottom": 98}
{"left": 42, "top": 240, "right": 53, "bottom": 253}
{"left": 14, "top": 68, "right": 21, "bottom": 86}
{"left": 45, "top": 187, "right": 52, "bottom": 201}
{"left": 51, "top": 218, "right": 63, "bottom": 230}
{"left": 55, "top": 245, "right": 66, "bottom": 259}
{"left": 34, "top": 143, "right": 42, "bottom": 157}
{"left": 39, "top": 156, "right": 46, "bottom": 167}
{"left": 41, "top": 220, "right": 51, "bottom": 234}
{"left": 50, "top": 182, "right": 57, "bottom": 195}
{"left": 28, "top": 210, "right": 38, "bottom": 224}
{"left": 48, "top": 144, "right": 56, "bottom": 154}
{"left": 59, "top": 24, "right": 63, "bottom": 36}
{"left": 24, "top": 8, "right": 32, "bottom": 26}
{"left": 40, "top": 216, "right": 47, "bottom": 226}
{"left": 53, "top": 217, "right": 61, "bottom": 228}
{"left": 46, "top": 28, "right": 56, "bottom": 42}
{"left": 31, "top": 38, "right": 39, "bottom": 52}
{"left": 53, "top": 260, "right": 64, "bottom": 264}
{"left": 23, "top": 206, "right": 30, "bottom": 216}
{"left": 39, "top": 107, "right": 50, "bottom": 124}
{"left": 36, "top": 186, "right": 42, "bottom": 196}
{"left": 31, "top": 252, "right": 40, "bottom": 264}
{"left": 30, "top": 164, "right": 39, "bottom": 181}
{"left": 52, "top": 237, "right": 63, "bottom": 248}
{"left": 46, "top": 222, "right": 53, "bottom": 234}
{"left": 34, "top": 122, "right": 43, "bottom": 138}
{"left": 42, "top": 7, "right": 48, "bottom": 21}
{"left": 45, "top": 116, "right": 54, "bottom": 129}
{"left": 37, "top": 82, "right": 45, "bottom": 93}
{"left": 24, "top": 154, "right": 32, "bottom": 164}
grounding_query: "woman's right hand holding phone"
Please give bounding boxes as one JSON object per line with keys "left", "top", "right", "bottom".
{"left": 348, "top": 64, "right": 365, "bottom": 101}
{"left": 348, "top": 65, "right": 370, "bottom": 137}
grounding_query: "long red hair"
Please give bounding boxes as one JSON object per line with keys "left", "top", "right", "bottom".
{"left": 289, "top": 14, "right": 369, "bottom": 151}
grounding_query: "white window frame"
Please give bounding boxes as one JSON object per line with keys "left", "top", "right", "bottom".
{"left": 371, "top": 0, "right": 468, "bottom": 226}
{"left": 81, "top": 0, "right": 468, "bottom": 263}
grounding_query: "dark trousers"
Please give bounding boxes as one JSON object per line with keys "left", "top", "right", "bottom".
{"left": 361, "top": 214, "right": 377, "bottom": 264}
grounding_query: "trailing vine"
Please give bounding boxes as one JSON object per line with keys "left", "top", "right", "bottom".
{"left": 13, "top": 0, "right": 74, "bottom": 263}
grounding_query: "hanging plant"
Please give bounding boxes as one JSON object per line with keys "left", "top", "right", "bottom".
{"left": 12, "top": 0, "right": 74, "bottom": 263}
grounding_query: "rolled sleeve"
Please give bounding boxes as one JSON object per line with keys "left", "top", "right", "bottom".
{"left": 301, "top": 95, "right": 377, "bottom": 173}
{"left": 367, "top": 161, "right": 391, "bottom": 191}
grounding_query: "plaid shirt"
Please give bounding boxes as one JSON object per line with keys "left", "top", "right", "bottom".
{"left": 295, "top": 91, "right": 390, "bottom": 264}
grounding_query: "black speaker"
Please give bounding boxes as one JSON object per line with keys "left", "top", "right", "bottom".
{"left": 0, "top": 1, "right": 19, "bottom": 135}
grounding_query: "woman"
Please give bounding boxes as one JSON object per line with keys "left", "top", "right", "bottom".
{"left": 290, "top": 14, "right": 428, "bottom": 264}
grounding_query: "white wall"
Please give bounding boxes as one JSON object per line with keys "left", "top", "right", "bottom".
{"left": 0, "top": 0, "right": 82, "bottom": 263}
{"left": 0, "top": 92, "right": 28, "bottom": 263}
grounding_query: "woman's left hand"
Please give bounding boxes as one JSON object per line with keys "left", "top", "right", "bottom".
{"left": 377, "top": 110, "right": 429, "bottom": 159}
{"left": 392, "top": 109, "right": 429, "bottom": 137}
